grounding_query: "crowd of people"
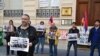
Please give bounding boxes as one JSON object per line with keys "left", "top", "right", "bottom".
{"left": 4, "top": 14, "right": 100, "bottom": 56}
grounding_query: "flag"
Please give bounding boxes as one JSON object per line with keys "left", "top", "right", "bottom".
{"left": 81, "top": 10, "right": 88, "bottom": 32}
{"left": 49, "top": 16, "right": 54, "bottom": 26}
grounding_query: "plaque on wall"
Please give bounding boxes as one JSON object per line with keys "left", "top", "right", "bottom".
{"left": 61, "top": 7, "right": 72, "bottom": 16}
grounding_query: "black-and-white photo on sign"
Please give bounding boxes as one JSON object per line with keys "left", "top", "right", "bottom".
{"left": 67, "top": 33, "right": 78, "bottom": 41}
{"left": 10, "top": 37, "right": 29, "bottom": 52}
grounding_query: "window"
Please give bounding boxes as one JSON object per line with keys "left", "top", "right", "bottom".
{"left": 36, "top": 9, "right": 60, "bottom": 17}
{"left": 37, "top": 0, "right": 60, "bottom": 18}
{"left": 4, "top": 0, "right": 22, "bottom": 9}
{"left": 39, "top": 0, "right": 60, "bottom": 8}
{"left": 0, "top": 0, "right": 3, "bottom": 10}
{"left": 10, "top": 0, "right": 23, "bottom": 9}
{"left": 61, "top": 19, "right": 72, "bottom": 26}
{"left": 4, "top": 10, "right": 23, "bottom": 17}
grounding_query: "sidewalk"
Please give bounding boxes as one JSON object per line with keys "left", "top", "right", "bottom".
{"left": 0, "top": 40, "right": 98, "bottom": 56}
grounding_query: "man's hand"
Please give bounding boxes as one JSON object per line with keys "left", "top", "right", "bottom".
{"left": 8, "top": 42, "right": 10, "bottom": 46}
{"left": 29, "top": 43, "right": 32, "bottom": 46}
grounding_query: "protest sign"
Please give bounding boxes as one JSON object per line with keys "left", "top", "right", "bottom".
{"left": 10, "top": 37, "right": 29, "bottom": 52}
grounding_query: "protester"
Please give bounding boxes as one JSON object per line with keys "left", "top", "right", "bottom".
{"left": 48, "top": 23, "right": 60, "bottom": 56}
{"left": 5, "top": 20, "right": 16, "bottom": 56}
{"left": 88, "top": 20, "right": 100, "bottom": 56}
{"left": 66, "top": 22, "right": 79, "bottom": 56}
{"left": 16, "top": 14, "right": 37, "bottom": 56}
{"left": 35, "top": 21, "right": 46, "bottom": 54}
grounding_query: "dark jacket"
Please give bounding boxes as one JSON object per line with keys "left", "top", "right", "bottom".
{"left": 50, "top": 26, "right": 58, "bottom": 31}
{"left": 68, "top": 27, "right": 79, "bottom": 42}
{"left": 88, "top": 27, "right": 100, "bottom": 43}
{"left": 37, "top": 30, "right": 46, "bottom": 38}
{"left": 5, "top": 26, "right": 16, "bottom": 42}
{"left": 69, "top": 27, "right": 79, "bottom": 34}
{"left": 16, "top": 26, "right": 38, "bottom": 45}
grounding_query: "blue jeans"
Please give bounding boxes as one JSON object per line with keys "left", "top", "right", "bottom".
{"left": 36, "top": 37, "right": 45, "bottom": 53}
{"left": 49, "top": 39, "right": 57, "bottom": 56}
{"left": 90, "top": 43, "right": 100, "bottom": 56}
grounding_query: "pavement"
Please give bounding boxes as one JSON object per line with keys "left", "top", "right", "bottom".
{"left": 0, "top": 40, "right": 98, "bottom": 56}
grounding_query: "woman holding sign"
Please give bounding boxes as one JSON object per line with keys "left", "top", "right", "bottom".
{"left": 5, "top": 20, "right": 16, "bottom": 56}
{"left": 48, "top": 23, "right": 60, "bottom": 56}
{"left": 66, "top": 22, "right": 79, "bottom": 56}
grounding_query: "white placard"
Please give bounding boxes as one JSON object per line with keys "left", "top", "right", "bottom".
{"left": 39, "top": 0, "right": 49, "bottom": 7}
{"left": 36, "top": 25, "right": 46, "bottom": 31}
{"left": 67, "top": 33, "right": 78, "bottom": 41}
{"left": 10, "top": 37, "right": 29, "bottom": 52}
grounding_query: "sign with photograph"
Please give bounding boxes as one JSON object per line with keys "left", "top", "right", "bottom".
{"left": 10, "top": 37, "right": 29, "bottom": 52}
{"left": 67, "top": 33, "right": 78, "bottom": 41}
{"left": 77, "top": 27, "right": 91, "bottom": 45}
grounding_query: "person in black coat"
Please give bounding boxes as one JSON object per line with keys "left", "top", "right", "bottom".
{"left": 16, "top": 14, "right": 37, "bottom": 56}
{"left": 5, "top": 20, "right": 16, "bottom": 55}
{"left": 66, "top": 22, "right": 79, "bottom": 56}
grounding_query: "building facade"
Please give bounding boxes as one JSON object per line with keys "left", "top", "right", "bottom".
{"left": 0, "top": 0, "right": 76, "bottom": 29}
{"left": 0, "top": 0, "right": 100, "bottom": 29}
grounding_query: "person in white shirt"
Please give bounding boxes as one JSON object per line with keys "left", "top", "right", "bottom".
{"left": 35, "top": 21, "right": 46, "bottom": 54}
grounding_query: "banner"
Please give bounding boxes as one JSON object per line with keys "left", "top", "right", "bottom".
{"left": 77, "top": 27, "right": 91, "bottom": 45}
{"left": 10, "top": 37, "right": 29, "bottom": 52}
{"left": 67, "top": 33, "right": 78, "bottom": 41}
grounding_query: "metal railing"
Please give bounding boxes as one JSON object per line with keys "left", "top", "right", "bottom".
{"left": 4, "top": 10, "right": 23, "bottom": 17}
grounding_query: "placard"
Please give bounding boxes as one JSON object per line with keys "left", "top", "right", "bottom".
{"left": 10, "top": 37, "right": 29, "bottom": 52}
{"left": 36, "top": 25, "right": 46, "bottom": 32}
{"left": 67, "top": 33, "right": 78, "bottom": 41}
{"left": 77, "top": 27, "right": 91, "bottom": 45}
